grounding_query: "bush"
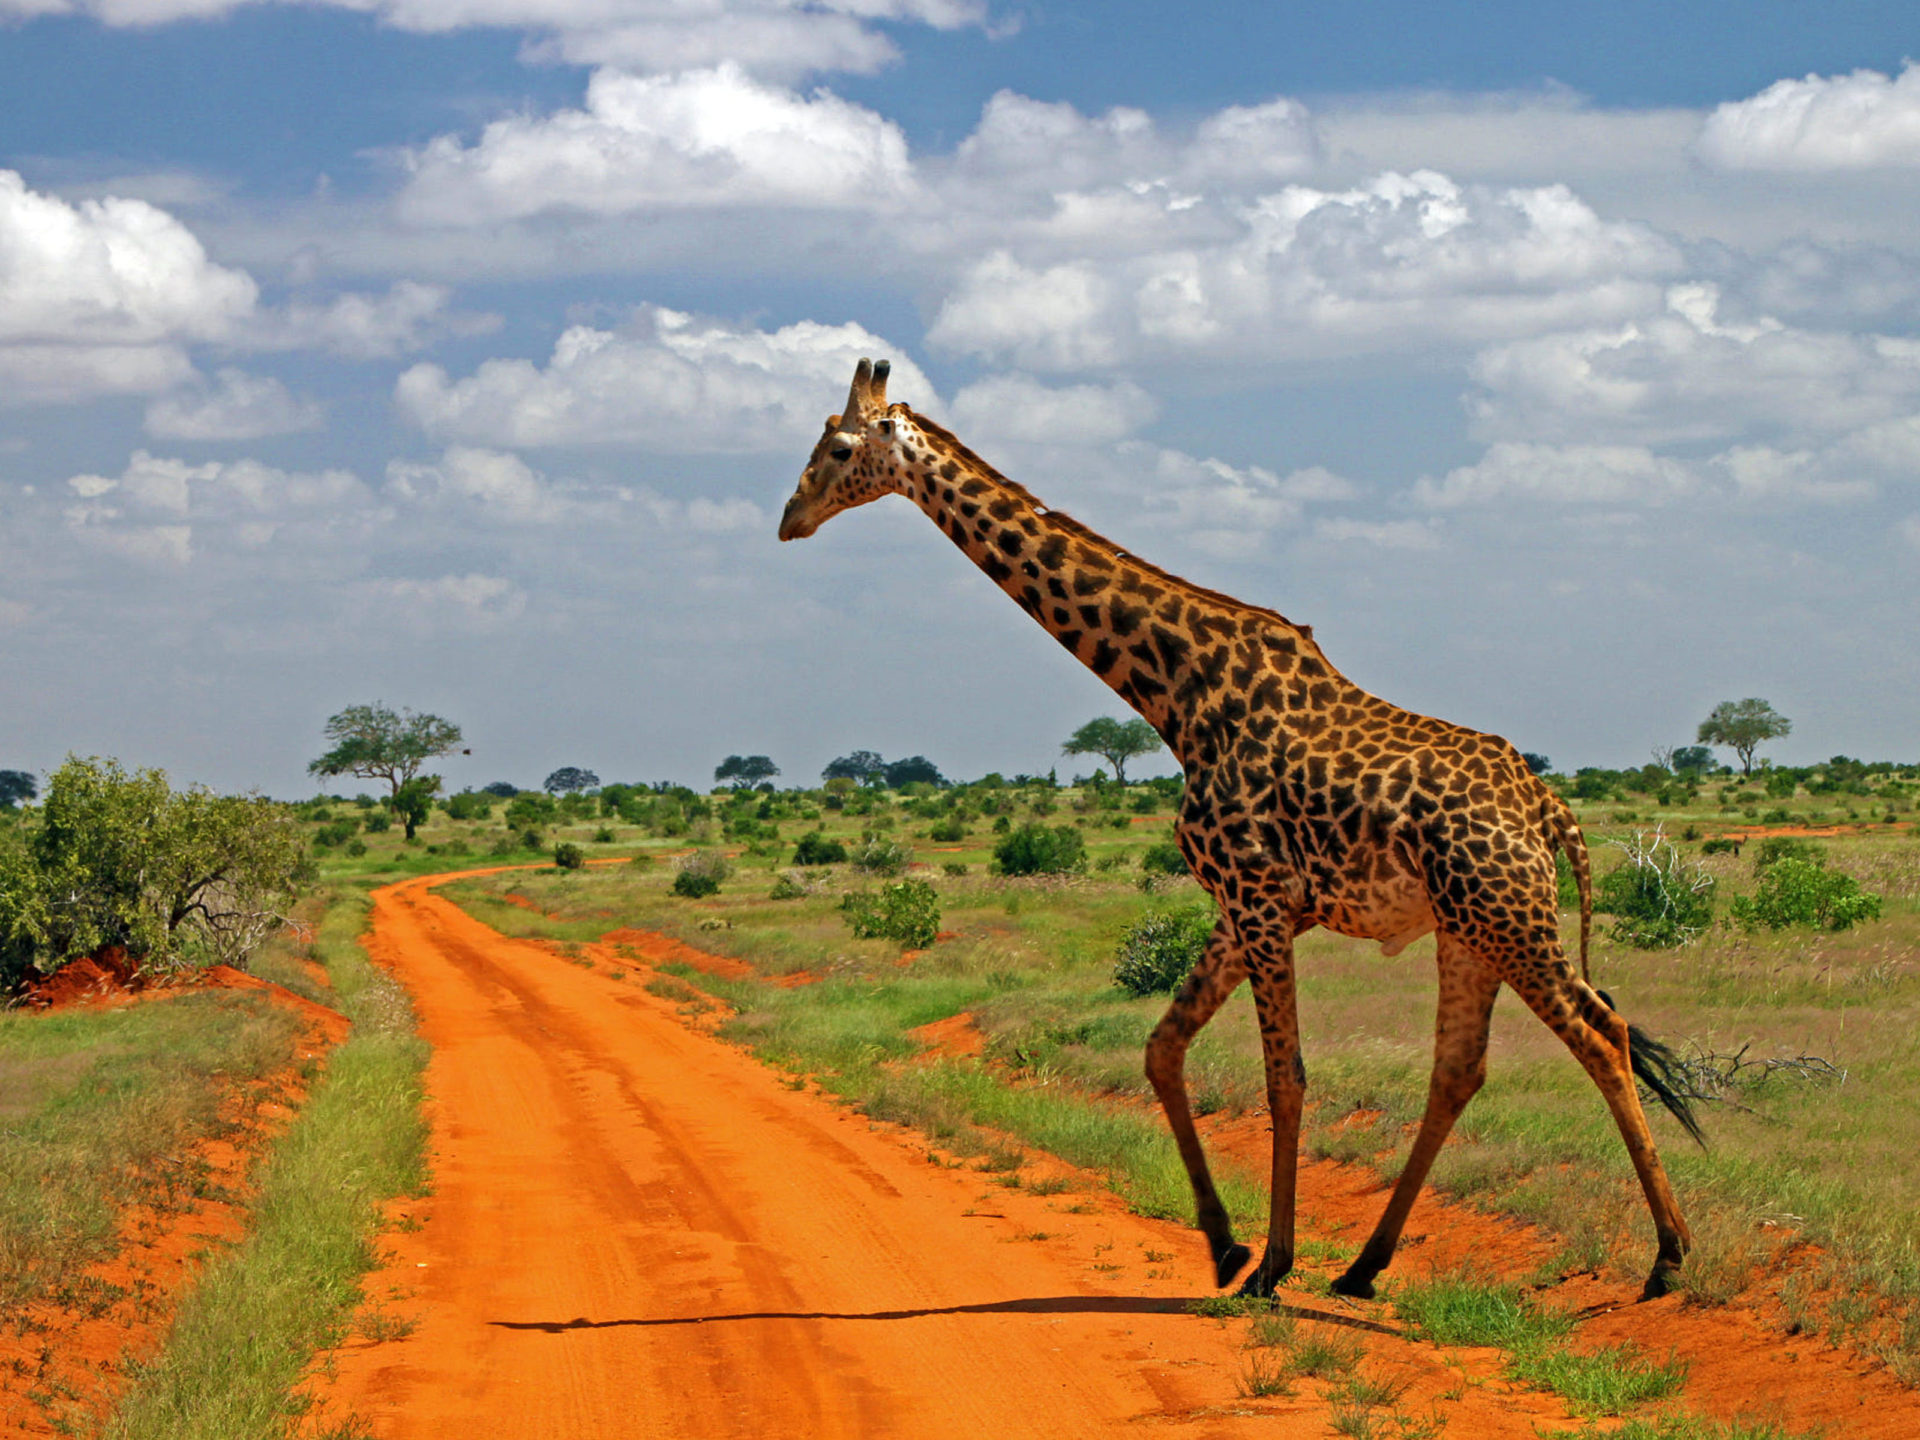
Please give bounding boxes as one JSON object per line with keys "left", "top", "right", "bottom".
{"left": 1731, "top": 857, "right": 1883, "bottom": 931}
{"left": 552, "top": 842, "right": 586, "bottom": 870}
{"left": 1112, "top": 906, "right": 1215, "bottom": 996}
{"left": 993, "top": 823, "right": 1087, "bottom": 876}
{"left": 1699, "top": 837, "right": 1741, "bottom": 856}
{"left": 769, "top": 873, "right": 808, "bottom": 900}
{"left": 312, "top": 819, "right": 358, "bottom": 849}
{"left": 1140, "top": 840, "right": 1187, "bottom": 877}
{"left": 592, "top": 827, "right": 616, "bottom": 844}
{"left": 345, "top": 839, "right": 367, "bottom": 857}
{"left": 942, "top": 862, "right": 969, "bottom": 877}
{"left": 1764, "top": 769, "right": 1799, "bottom": 799}
{"left": 671, "top": 849, "right": 731, "bottom": 899}
{"left": 1754, "top": 836, "right": 1822, "bottom": 871}
{"left": 363, "top": 811, "right": 392, "bottom": 834}
{"left": 850, "top": 835, "right": 912, "bottom": 876}
{"left": 1593, "top": 832, "right": 1715, "bottom": 949}
{"left": 928, "top": 817, "right": 967, "bottom": 843}
{"left": 445, "top": 790, "right": 492, "bottom": 821}
{"left": 792, "top": 830, "right": 849, "bottom": 866}
{"left": 840, "top": 878, "right": 941, "bottom": 949}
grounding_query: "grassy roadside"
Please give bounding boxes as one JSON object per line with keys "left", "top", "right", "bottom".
{"left": 0, "top": 994, "right": 305, "bottom": 1323}
{"left": 102, "top": 887, "right": 428, "bottom": 1440}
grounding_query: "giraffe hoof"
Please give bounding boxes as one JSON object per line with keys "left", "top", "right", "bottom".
{"left": 1235, "top": 1268, "right": 1277, "bottom": 1300}
{"left": 1329, "top": 1269, "right": 1376, "bottom": 1300}
{"left": 1639, "top": 1267, "right": 1678, "bottom": 1301}
{"left": 1213, "top": 1243, "right": 1252, "bottom": 1288}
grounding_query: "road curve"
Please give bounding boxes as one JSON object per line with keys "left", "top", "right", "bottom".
{"left": 298, "top": 870, "right": 1568, "bottom": 1440}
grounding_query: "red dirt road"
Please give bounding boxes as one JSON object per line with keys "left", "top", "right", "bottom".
{"left": 300, "top": 872, "right": 1917, "bottom": 1439}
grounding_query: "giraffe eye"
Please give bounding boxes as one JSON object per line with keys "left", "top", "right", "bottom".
{"left": 831, "top": 446, "right": 852, "bottom": 462}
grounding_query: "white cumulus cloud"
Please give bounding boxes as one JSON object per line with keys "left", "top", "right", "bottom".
{"left": 1414, "top": 443, "right": 1701, "bottom": 508}
{"left": 386, "top": 446, "right": 563, "bottom": 523}
{"left": 1698, "top": 62, "right": 1920, "bottom": 171}
{"left": 0, "top": 169, "right": 258, "bottom": 404}
{"left": 948, "top": 374, "right": 1157, "bottom": 448}
{"left": 394, "top": 306, "right": 935, "bottom": 450}
{"left": 398, "top": 64, "right": 917, "bottom": 225}
{"left": 929, "top": 169, "right": 1680, "bottom": 368}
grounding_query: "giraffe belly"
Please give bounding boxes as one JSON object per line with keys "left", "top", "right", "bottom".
{"left": 1316, "top": 878, "right": 1436, "bottom": 957}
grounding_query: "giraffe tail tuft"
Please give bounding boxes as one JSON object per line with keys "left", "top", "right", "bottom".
{"left": 1590, "top": 989, "right": 1706, "bottom": 1146}
{"left": 1625, "top": 1021, "right": 1708, "bottom": 1149}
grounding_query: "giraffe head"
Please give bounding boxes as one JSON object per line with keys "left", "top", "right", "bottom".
{"left": 778, "top": 357, "right": 904, "bottom": 541}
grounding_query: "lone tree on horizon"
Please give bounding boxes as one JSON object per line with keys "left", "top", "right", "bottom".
{"left": 544, "top": 767, "right": 599, "bottom": 794}
{"left": 1697, "top": 698, "right": 1791, "bottom": 777}
{"left": 309, "top": 704, "right": 466, "bottom": 802}
{"left": 1063, "top": 716, "right": 1163, "bottom": 785}
{"left": 715, "top": 754, "right": 779, "bottom": 789}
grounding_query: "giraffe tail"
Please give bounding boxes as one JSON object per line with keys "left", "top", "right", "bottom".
{"left": 1592, "top": 988, "right": 1708, "bottom": 1148}
{"left": 1548, "top": 798, "right": 1594, "bottom": 982}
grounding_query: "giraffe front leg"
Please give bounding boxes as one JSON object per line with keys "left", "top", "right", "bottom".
{"left": 1145, "top": 924, "right": 1250, "bottom": 1287}
{"left": 1332, "top": 935, "right": 1500, "bottom": 1299}
{"left": 1237, "top": 930, "right": 1303, "bottom": 1299}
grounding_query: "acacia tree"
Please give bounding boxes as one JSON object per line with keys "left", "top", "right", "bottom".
{"left": 309, "top": 704, "right": 464, "bottom": 801}
{"left": 821, "top": 751, "right": 884, "bottom": 786}
{"left": 715, "top": 755, "right": 779, "bottom": 788}
{"left": 1062, "top": 716, "right": 1163, "bottom": 785}
{"left": 544, "top": 767, "right": 600, "bottom": 795}
{"left": 1697, "top": 698, "right": 1792, "bottom": 777}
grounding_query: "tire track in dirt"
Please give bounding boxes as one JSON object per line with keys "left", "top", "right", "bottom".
{"left": 300, "top": 869, "right": 1898, "bottom": 1439}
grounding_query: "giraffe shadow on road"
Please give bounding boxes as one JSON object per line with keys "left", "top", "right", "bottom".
{"left": 491, "top": 1296, "right": 1402, "bottom": 1336}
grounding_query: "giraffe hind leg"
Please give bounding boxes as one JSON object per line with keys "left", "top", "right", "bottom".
{"left": 1144, "top": 924, "right": 1250, "bottom": 1286}
{"left": 1332, "top": 934, "right": 1500, "bottom": 1299}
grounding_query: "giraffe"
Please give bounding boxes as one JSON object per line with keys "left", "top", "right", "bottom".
{"left": 779, "top": 359, "right": 1703, "bottom": 1301}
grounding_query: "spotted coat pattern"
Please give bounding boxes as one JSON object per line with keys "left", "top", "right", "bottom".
{"left": 780, "top": 361, "right": 1693, "bottom": 1300}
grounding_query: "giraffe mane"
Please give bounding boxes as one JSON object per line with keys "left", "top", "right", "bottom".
{"left": 898, "top": 405, "right": 1315, "bottom": 641}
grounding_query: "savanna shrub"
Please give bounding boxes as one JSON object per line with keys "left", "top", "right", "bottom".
{"left": 942, "top": 862, "right": 969, "bottom": 876}
{"left": 312, "top": 820, "right": 358, "bottom": 849}
{"left": 1113, "top": 906, "right": 1215, "bottom": 996}
{"left": 1764, "top": 769, "right": 1799, "bottom": 799}
{"left": 552, "top": 842, "right": 585, "bottom": 870}
{"left": 363, "top": 811, "right": 392, "bottom": 834}
{"left": 1754, "top": 836, "right": 1823, "bottom": 871}
{"left": 592, "top": 827, "right": 615, "bottom": 844}
{"left": 792, "top": 830, "right": 848, "bottom": 866}
{"left": 1731, "top": 857, "right": 1882, "bottom": 931}
{"left": 1699, "top": 837, "right": 1741, "bottom": 856}
{"left": 840, "top": 878, "right": 940, "bottom": 949}
{"left": 850, "top": 835, "right": 912, "bottom": 876}
{"left": 993, "top": 823, "right": 1086, "bottom": 876}
{"left": 769, "top": 872, "right": 808, "bottom": 900}
{"left": 928, "top": 817, "right": 967, "bottom": 843}
{"left": 1140, "top": 840, "right": 1187, "bottom": 878}
{"left": 1594, "top": 833, "right": 1715, "bottom": 949}
{"left": 346, "top": 839, "right": 368, "bottom": 857}
{"left": 671, "top": 849, "right": 731, "bottom": 899}
{"left": 446, "top": 791, "right": 492, "bottom": 821}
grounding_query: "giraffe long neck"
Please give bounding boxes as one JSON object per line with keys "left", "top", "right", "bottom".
{"left": 890, "top": 411, "right": 1329, "bottom": 764}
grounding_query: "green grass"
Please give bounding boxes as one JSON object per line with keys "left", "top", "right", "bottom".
{"left": 102, "top": 887, "right": 429, "bottom": 1440}
{"left": 1543, "top": 1416, "right": 1820, "bottom": 1440}
{"left": 1508, "top": 1342, "right": 1688, "bottom": 1416}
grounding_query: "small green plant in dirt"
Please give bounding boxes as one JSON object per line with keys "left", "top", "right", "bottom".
{"left": 1730, "top": 856, "right": 1882, "bottom": 931}
{"left": 1507, "top": 1342, "right": 1686, "bottom": 1416}
{"left": 1594, "top": 829, "right": 1715, "bottom": 948}
{"left": 1544, "top": 1416, "right": 1820, "bottom": 1440}
{"left": 552, "top": 842, "right": 586, "bottom": 870}
{"left": 671, "top": 849, "right": 732, "bottom": 899}
{"left": 841, "top": 878, "right": 941, "bottom": 949}
{"left": 792, "top": 830, "right": 848, "bottom": 866}
{"left": 1393, "top": 1272, "right": 1572, "bottom": 1350}
{"left": 993, "top": 822, "right": 1087, "bottom": 876}
{"left": 1111, "top": 905, "right": 1215, "bottom": 996}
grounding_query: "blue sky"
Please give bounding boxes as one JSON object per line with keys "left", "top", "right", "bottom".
{"left": 3, "top": 0, "right": 1919, "bottom": 795}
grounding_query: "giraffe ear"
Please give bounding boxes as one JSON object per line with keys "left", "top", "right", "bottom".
{"left": 843, "top": 359, "right": 874, "bottom": 426}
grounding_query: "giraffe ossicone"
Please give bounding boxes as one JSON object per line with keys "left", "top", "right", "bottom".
{"left": 781, "top": 358, "right": 1701, "bottom": 1302}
